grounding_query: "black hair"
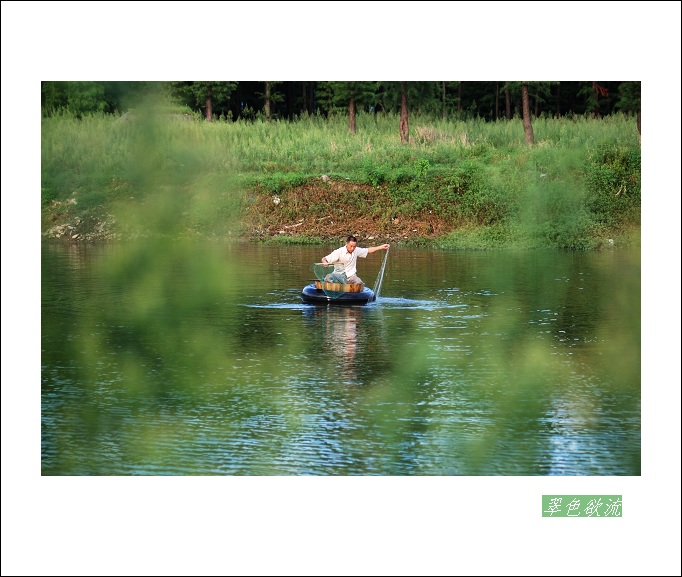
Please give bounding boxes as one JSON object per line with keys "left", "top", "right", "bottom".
{"left": 346, "top": 235, "right": 358, "bottom": 243}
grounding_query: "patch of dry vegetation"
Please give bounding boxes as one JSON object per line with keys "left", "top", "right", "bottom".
{"left": 241, "top": 178, "right": 457, "bottom": 242}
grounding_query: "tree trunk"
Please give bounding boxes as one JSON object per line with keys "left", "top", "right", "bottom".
{"left": 399, "top": 81, "right": 409, "bottom": 144}
{"left": 205, "top": 85, "right": 213, "bottom": 122}
{"left": 555, "top": 83, "right": 561, "bottom": 118}
{"left": 286, "top": 83, "right": 294, "bottom": 119}
{"left": 636, "top": 109, "right": 641, "bottom": 135}
{"left": 349, "top": 96, "right": 356, "bottom": 134}
{"left": 521, "top": 82, "right": 534, "bottom": 145}
{"left": 265, "top": 81, "right": 271, "bottom": 122}
{"left": 442, "top": 81, "right": 446, "bottom": 121}
{"left": 495, "top": 81, "right": 499, "bottom": 120}
{"left": 232, "top": 83, "right": 241, "bottom": 120}
{"left": 592, "top": 82, "right": 602, "bottom": 119}
{"left": 505, "top": 87, "right": 511, "bottom": 119}
{"left": 457, "top": 81, "right": 462, "bottom": 113}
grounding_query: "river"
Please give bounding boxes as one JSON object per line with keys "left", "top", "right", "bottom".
{"left": 40, "top": 240, "right": 641, "bottom": 475}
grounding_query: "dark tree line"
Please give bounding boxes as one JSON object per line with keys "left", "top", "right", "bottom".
{"left": 41, "top": 80, "right": 641, "bottom": 132}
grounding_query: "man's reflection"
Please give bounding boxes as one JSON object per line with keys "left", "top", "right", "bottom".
{"left": 303, "top": 305, "right": 390, "bottom": 386}
{"left": 328, "top": 307, "right": 361, "bottom": 383}
{"left": 312, "top": 306, "right": 362, "bottom": 384}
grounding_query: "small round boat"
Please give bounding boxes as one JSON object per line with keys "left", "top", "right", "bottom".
{"left": 301, "top": 281, "right": 375, "bottom": 305}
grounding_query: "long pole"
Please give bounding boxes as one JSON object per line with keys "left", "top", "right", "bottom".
{"left": 372, "top": 247, "right": 389, "bottom": 300}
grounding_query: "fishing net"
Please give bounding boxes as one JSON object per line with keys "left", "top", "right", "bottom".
{"left": 310, "top": 263, "right": 352, "bottom": 299}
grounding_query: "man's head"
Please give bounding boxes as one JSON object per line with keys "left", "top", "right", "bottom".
{"left": 345, "top": 235, "right": 358, "bottom": 253}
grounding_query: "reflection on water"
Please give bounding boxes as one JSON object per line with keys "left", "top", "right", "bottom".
{"left": 41, "top": 241, "right": 641, "bottom": 475}
{"left": 305, "top": 306, "right": 362, "bottom": 385}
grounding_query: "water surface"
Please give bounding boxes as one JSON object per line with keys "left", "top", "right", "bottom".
{"left": 41, "top": 240, "right": 641, "bottom": 475}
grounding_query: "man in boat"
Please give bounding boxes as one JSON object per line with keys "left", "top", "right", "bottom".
{"left": 321, "top": 235, "right": 390, "bottom": 285}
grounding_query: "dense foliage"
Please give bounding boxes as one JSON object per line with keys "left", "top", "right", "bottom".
{"left": 41, "top": 81, "right": 640, "bottom": 123}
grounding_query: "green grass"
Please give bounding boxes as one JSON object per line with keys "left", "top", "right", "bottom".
{"left": 41, "top": 108, "right": 641, "bottom": 249}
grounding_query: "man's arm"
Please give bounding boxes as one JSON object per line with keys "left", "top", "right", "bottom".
{"left": 321, "top": 248, "right": 339, "bottom": 264}
{"left": 367, "top": 244, "right": 390, "bottom": 254}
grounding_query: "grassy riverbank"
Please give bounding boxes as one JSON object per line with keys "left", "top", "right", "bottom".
{"left": 41, "top": 106, "right": 641, "bottom": 250}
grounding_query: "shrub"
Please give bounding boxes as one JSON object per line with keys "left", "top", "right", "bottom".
{"left": 584, "top": 145, "right": 641, "bottom": 225}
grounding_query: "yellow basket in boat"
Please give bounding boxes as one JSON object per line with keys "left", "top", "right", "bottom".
{"left": 314, "top": 280, "right": 364, "bottom": 293}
